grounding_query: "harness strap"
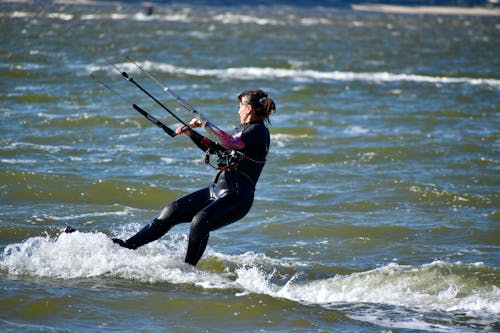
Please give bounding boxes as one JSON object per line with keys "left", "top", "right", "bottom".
{"left": 235, "top": 151, "right": 266, "bottom": 164}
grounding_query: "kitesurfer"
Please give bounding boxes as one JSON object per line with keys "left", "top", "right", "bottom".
{"left": 112, "top": 89, "right": 276, "bottom": 266}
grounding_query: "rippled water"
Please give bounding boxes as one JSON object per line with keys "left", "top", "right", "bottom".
{"left": 1, "top": 1, "right": 499, "bottom": 332}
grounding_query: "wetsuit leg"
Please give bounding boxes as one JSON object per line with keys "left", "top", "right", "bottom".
{"left": 115, "top": 187, "right": 213, "bottom": 249}
{"left": 184, "top": 188, "right": 254, "bottom": 266}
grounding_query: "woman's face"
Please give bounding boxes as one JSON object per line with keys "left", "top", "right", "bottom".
{"left": 238, "top": 100, "right": 253, "bottom": 124}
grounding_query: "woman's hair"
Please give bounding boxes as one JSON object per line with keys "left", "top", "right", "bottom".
{"left": 238, "top": 89, "right": 276, "bottom": 123}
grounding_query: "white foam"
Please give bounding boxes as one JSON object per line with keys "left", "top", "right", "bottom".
{"left": 8, "top": 11, "right": 35, "bottom": 18}
{"left": 234, "top": 261, "right": 500, "bottom": 317}
{"left": 213, "top": 250, "right": 309, "bottom": 269}
{"left": 344, "top": 125, "right": 370, "bottom": 135}
{"left": 1, "top": 10, "right": 289, "bottom": 26}
{"left": 46, "top": 12, "right": 73, "bottom": 21}
{"left": 0, "top": 158, "right": 37, "bottom": 165}
{"left": 80, "top": 12, "right": 193, "bottom": 23}
{"left": 270, "top": 133, "right": 312, "bottom": 148}
{"left": 2, "top": 11, "right": 72, "bottom": 20}
{"left": 1, "top": 233, "right": 497, "bottom": 331}
{"left": 233, "top": 262, "right": 500, "bottom": 332}
{"left": 36, "top": 208, "right": 132, "bottom": 222}
{"left": 4, "top": 141, "right": 71, "bottom": 154}
{"left": 235, "top": 266, "right": 276, "bottom": 295}
{"left": 0, "top": 231, "right": 235, "bottom": 289}
{"left": 90, "top": 61, "right": 500, "bottom": 88}
{"left": 160, "top": 157, "right": 179, "bottom": 165}
{"left": 212, "top": 13, "right": 282, "bottom": 26}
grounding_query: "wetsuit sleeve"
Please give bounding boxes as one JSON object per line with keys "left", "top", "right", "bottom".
{"left": 204, "top": 121, "right": 245, "bottom": 150}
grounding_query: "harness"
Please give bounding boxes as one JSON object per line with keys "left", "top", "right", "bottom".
{"left": 206, "top": 149, "right": 265, "bottom": 194}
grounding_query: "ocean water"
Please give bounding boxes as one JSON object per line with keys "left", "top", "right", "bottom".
{"left": 1, "top": 1, "right": 499, "bottom": 332}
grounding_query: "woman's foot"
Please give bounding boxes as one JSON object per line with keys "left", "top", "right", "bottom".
{"left": 112, "top": 238, "right": 128, "bottom": 248}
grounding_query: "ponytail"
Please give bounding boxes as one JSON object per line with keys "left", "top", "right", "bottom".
{"left": 238, "top": 89, "right": 276, "bottom": 124}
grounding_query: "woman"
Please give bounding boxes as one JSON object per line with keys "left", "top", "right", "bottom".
{"left": 112, "top": 89, "right": 276, "bottom": 266}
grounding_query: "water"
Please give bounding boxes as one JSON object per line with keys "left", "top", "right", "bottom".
{"left": 1, "top": 1, "right": 499, "bottom": 332}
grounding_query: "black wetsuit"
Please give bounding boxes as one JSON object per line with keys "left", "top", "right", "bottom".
{"left": 114, "top": 120, "right": 270, "bottom": 266}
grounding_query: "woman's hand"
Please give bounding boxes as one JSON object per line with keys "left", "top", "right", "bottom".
{"left": 175, "top": 118, "right": 203, "bottom": 136}
{"left": 189, "top": 118, "right": 203, "bottom": 128}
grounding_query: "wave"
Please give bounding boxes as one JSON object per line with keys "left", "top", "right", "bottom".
{"left": 2, "top": 9, "right": 281, "bottom": 25}
{"left": 0, "top": 231, "right": 234, "bottom": 289}
{"left": 4, "top": 11, "right": 73, "bottom": 20}
{"left": 2, "top": 9, "right": 320, "bottom": 26}
{"left": 88, "top": 61, "right": 500, "bottom": 88}
{"left": 408, "top": 181, "right": 493, "bottom": 207}
{"left": 1, "top": 230, "right": 497, "bottom": 332}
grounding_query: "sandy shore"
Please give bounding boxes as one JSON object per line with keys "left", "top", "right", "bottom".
{"left": 352, "top": 4, "right": 500, "bottom": 16}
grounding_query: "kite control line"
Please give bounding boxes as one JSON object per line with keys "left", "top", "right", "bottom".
{"left": 91, "top": 54, "right": 251, "bottom": 176}
{"left": 96, "top": 52, "right": 190, "bottom": 128}
{"left": 124, "top": 56, "right": 246, "bottom": 150}
{"left": 94, "top": 52, "right": 245, "bottom": 154}
{"left": 126, "top": 56, "right": 208, "bottom": 122}
{"left": 90, "top": 74, "right": 176, "bottom": 137}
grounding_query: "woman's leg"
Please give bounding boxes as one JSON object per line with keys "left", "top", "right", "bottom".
{"left": 114, "top": 187, "right": 213, "bottom": 249}
{"left": 184, "top": 190, "right": 254, "bottom": 265}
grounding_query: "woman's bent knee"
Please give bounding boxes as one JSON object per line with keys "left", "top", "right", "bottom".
{"left": 157, "top": 201, "right": 179, "bottom": 222}
{"left": 190, "top": 211, "right": 210, "bottom": 236}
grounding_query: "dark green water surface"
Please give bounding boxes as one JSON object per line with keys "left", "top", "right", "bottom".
{"left": 1, "top": 1, "right": 499, "bottom": 332}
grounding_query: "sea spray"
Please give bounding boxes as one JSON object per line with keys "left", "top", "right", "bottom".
{"left": 233, "top": 261, "right": 499, "bottom": 314}
{"left": 233, "top": 262, "right": 499, "bottom": 332}
{"left": 0, "top": 232, "right": 234, "bottom": 289}
{"left": 4, "top": 232, "right": 496, "bottom": 316}
{"left": 1, "top": 231, "right": 498, "bottom": 332}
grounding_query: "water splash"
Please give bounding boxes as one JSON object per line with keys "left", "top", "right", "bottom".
{"left": 1, "top": 232, "right": 497, "bottom": 332}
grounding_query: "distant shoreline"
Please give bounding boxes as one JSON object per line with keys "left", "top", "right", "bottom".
{"left": 352, "top": 4, "right": 500, "bottom": 16}
{"left": 2, "top": 0, "right": 500, "bottom": 16}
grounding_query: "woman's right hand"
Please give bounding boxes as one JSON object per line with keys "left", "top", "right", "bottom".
{"left": 175, "top": 118, "right": 203, "bottom": 136}
{"left": 175, "top": 124, "right": 191, "bottom": 136}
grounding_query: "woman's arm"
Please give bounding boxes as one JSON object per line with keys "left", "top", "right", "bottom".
{"left": 177, "top": 118, "right": 245, "bottom": 151}
{"left": 175, "top": 124, "right": 218, "bottom": 153}
{"left": 203, "top": 121, "right": 245, "bottom": 150}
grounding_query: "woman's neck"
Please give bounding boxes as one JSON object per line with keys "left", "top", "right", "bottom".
{"left": 242, "top": 114, "right": 264, "bottom": 124}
